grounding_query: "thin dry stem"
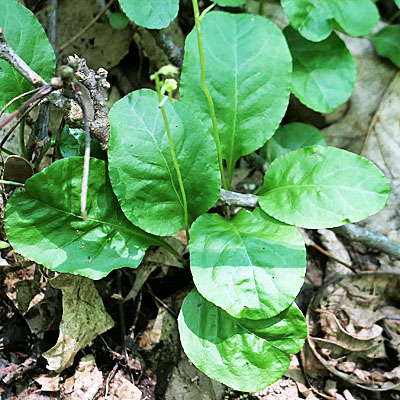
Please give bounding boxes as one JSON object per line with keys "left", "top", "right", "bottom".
{"left": 219, "top": 189, "right": 400, "bottom": 260}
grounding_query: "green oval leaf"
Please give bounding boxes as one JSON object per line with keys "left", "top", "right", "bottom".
{"left": 57, "top": 127, "right": 105, "bottom": 160}
{"left": 284, "top": 27, "right": 356, "bottom": 113}
{"left": 108, "top": 89, "right": 221, "bottom": 236}
{"left": 118, "top": 0, "right": 179, "bottom": 29}
{"left": 178, "top": 289, "right": 307, "bottom": 392}
{"left": 189, "top": 208, "right": 306, "bottom": 320}
{"left": 281, "top": 0, "right": 379, "bottom": 42}
{"left": 259, "top": 146, "right": 390, "bottom": 229}
{"left": 213, "top": 0, "right": 246, "bottom": 6}
{"left": 5, "top": 157, "right": 161, "bottom": 280}
{"left": 371, "top": 25, "right": 400, "bottom": 69}
{"left": 260, "top": 122, "right": 326, "bottom": 163}
{"left": 109, "top": 12, "right": 129, "bottom": 30}
{"left": 180, "top": 11, "right": 292, "bottom": 184}
{"left": 58, "top": 127, "right": 85, "bottom": 158}
{"left": 0, "top": 0, "right": 56, "bottom": 111}
{"left": 396, "top": 0, "right": 400, "bottom": 9}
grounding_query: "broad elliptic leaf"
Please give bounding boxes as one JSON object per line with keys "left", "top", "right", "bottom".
{"left": 57, "top": 126, "right": 106, "bottom": 160}
{"left": 108, "top": 89, "right": 221, "bottom": 236}
{"left": 259, "top": 146, "right": 390, "bottom": 229}
{"left": 180, "top": 11, "right": 292, "bottom": 185}
{"left": 0, "top": 0, "right": 56, "bottom": 111}
{"left": 189, "top": 208, "right": 306, "bottom": 320}
{"left": 260, "top": 123, "right": 326, "bottom": 163}
{"left": 178, "top": 289, "right": 307, "bottom": 392}
{"left": 396, "top": 0, "right": 400, "bottom": 9}
{"left": 281, "top": 0, "right": 379, "bottom": 42}
{"left": 284, "top": 27, "right": 356, "bottom": 113}
{"left": 118, "top": 0, "right": 179, "bottom": 29}
{"left": 213, "top": 0, "right": 246, "bottom": 6}
{"left": 371, "top": 25, "right": 400, "bottom": 69}
{"left": 5, "top": 157, "right": 162, "bottom": 280}
{"left": 109, "top": 12, "right": 129, "bottom": 30}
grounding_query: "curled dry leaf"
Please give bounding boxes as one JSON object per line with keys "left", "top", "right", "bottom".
{"left": 3, "top": 155, "right": 33, "bottom": 185}
{"left": 58, "top": 0, "right": 132, "bottom": 70}
{"left": 164, "top": 351, "right": 225, "bottom": 400}
{"left": 360, "top": 73, "right": 400, "bottom": 243}
{"left": 61, "top": 355, "right": 103, "bottom": 400}
{"left": 307, "top": 272, "right": 400, "bottom": 391}
{"left": 34, "top": 374, "right": 60, "bottom": 392}
{"left": 253, "top": 377, "right": 299, "bottom": 400}
{"left": 105, "top": 370, "right": 142, "bottom": 400}
{"left": 43, "top": 274, "right": 114, "bottom": 373}
{"left": 323, "top": 35, "right": 397, "bottom": 154}
{"left": 284, "top": 355, "right": 312, "bottom": 398}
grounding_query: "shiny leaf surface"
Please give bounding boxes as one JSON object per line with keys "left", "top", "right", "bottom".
{"left": 260, "top": 122, "right": 326, "bottom": 163}
{"left": 0, "top": 0, "right": 56, "bottom": 111}
{"left": 178, "top": 289, "right": 307, "bottom": 392}
{"left": 180, "top": 11, "right": 292, "bottom": 184}
{"left": 259, "top": 146, "right": 390, "bottom": 228}
{"left": 284, "top": 27, "right": 356, "bottom": 113}
{"left": 281, "top": 0, "right": 379, "bottom": 42}
{"left": 371, "top": 25, "right": 400, "bottom": 69}
{"left": 108, "top": 89, "right": 221, "bottom": 236}
{"left": 5, "top": 158, "right": 161, "bottom": 279}
{"left": 190, "top": 208, "right": 306, "bottom": 320}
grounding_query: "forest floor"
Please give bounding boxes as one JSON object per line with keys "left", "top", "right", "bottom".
{"left": 1, "top": 0, "right": 400, "bottom": 399}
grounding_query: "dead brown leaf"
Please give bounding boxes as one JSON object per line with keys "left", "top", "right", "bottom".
{"left": 61, "top": 355, "right": 103, "bottom": 400}
{"left": 105, "top": 370, "right": 142, "bottom": 400}
{"left": 44, "top": 274, "right": 114, "bottom": 372}
{"left": 307, "top": 272, "right": 400, "bottom": 391}
{"left": 35, "top": 374, "right": 60, "bottom": 392}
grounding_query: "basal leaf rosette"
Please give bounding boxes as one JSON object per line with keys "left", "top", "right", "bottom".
{"left": 259, "top": 146, "right": 390, "bottom": 229}
{"left": 108, "top": 89, "right": 221, "bottom": 237}
{"left": 178, "top": 289, "right": 307, "bottom": 392}
{"left": 5, "top": 157, "right": 162, "bottom": 279}
{"left": 189, "top": 208, "right": 306, "bottom": 320}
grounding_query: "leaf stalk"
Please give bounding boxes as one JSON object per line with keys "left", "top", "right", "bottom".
{"left": 259, "top": 0, "right": 264, "bottom": 15}
{"left": 191, "top": 0, "right": 227, "bottom": 190}
{"left": 154, "top": 75, "right": 190, "bottom": 241}
{"left": 18, "top": 117, "right": 27, "bottom": 159}
{"left": 0, "top": 179, "right": 25, "bottom": 187}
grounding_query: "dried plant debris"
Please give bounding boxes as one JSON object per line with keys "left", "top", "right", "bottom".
{"left": 43, "top": 274, "right": 114, "bottom": 373}
{"left": 361, "top": 73, "right": 400, "bottom": 244}
{"left": 62, "top": 355, "right": 103, "bottom": 399}
{"left": 322, "top": 35, "right": 397, "bottom": 154}
{"left": 307, "top": 272, "right": 400, "bottom": 392}
{"left": 164, "top": 351, "right": 225, "bottom": 400}
{"left": 34, "top": 374, "right": 60, "bottom": 392}
{"left": 3, "top": 155, "right": 33, "bottom": 185}
{"left": 318, "top": 229, "right": 354, "bottom": 279}
{"left": 57, "top": 0, "right": 133, "bottom": 70}
{"left": 105, "top": 370, "right": 142, "bottom": 400}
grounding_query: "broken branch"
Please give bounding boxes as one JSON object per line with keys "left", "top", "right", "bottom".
{"left": 0, "top": 27, "right": 110, "bottom": 148}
